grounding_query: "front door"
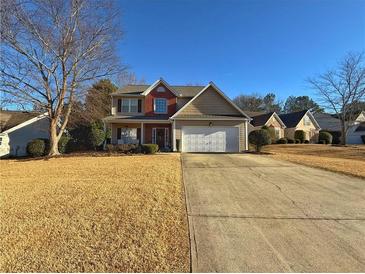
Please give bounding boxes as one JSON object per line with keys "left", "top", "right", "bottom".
{"left": 156, "top": 128, "right": 165, "bottom": 148}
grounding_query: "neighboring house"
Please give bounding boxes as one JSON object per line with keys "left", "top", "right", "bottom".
{"left": 246, "top": 111, "right": 286, "bottom": 140}
{"left": 313, "top": 112, "right": 342, "bottom": 133}
{"left": 279, "top": 110, "right": 321, "bottom": 142}
{"left": 103, "top": 78, "right": 251, "bottom": 152}
{"left": 314, "top": 111, "right": 365, "bottom": 144}
{"left": 347, "top": 111, "right": 365, "bottom": 144}
{"left": 0, "top": 111, "right": 50, "bottom": 157}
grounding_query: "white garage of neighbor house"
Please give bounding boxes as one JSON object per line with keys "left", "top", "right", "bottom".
{"left": 347, "top": 111, "right": 365, "bottom": 144}
{"left": 0, "top": 111, "right": 50, "bottom": 157}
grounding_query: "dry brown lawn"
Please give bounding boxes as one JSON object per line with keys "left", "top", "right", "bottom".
{"left": 0, "top": 154, "right": 189, "bottom": 272}
{"left": 263, "top": 144, "right": 365, "bottom": 178}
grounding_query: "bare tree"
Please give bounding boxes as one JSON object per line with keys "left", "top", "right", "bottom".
{"left": 0, "top": 0, "right": 123, "bottom": 155}
{"left": 118, "top": 71, "right": 146, "bottom": 87}
{"left": 307, "top": 52, "right": 365, "bottom": 144}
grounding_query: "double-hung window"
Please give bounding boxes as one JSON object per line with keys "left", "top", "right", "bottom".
{"left": 117, "top": 128, "right": 138, "bottom": 144}
{"left": 121, "top": 99, "right": 138, "bottom": 113}
{"left": 154, "top": 98, "right": 167, "bottom": 113}
{"left": 303, "top": 115, "right": 311, "bottom": 126}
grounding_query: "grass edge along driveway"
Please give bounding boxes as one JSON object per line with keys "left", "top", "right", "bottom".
{"left": 263, "top": 144, "right": 365, "bottom": 179}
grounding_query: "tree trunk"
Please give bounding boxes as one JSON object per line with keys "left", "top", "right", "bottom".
{"left": 48, "top": 119, "right": 60, "bottom": 156}
{"left": 340, "top": 120, "right": 347, "bottom": 145}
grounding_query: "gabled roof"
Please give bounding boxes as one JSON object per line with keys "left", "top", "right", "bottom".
{"left": 171, "top": 82, "right": 251, "bottom": 120}
{"left": 355, "top": 111, "right": 365, "bottom": 122}
{"left": 279, "top": 109, "right": 320, "bottom": 128}
{"left": 0, "top": 111, "right": 48, "bottom": 133}
{"left": 112, "top": 80, "right": 204, "bottom": 97}
{"left": 245, "top": 111, "right": 266, "bottom": 117}
{"left": 141, "top": 78, "right": 179, "bottom": 96}
{"left": 355, "top": 122, "right": 365, "bottom": 132}
{"left": 313, "top": 112, "right": 342, "bottom": 131}
{"left": 0, "top": 110, "right": 41, "bottom": 132}
{"left": 247, "top": 112, "right": 286, "bottom": 128}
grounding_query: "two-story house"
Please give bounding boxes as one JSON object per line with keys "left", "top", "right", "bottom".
{"left": 103, "top": 78, "right": 250, "bottom": 152}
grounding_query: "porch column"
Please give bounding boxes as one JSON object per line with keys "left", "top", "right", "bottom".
{"left": 172, "top": 120, "right": 176, "bottom": 151}
{"left": 141, "top": 122, "right": 144, "bottom": 144}
{"left": 103, "top": 121, "right": 107, "bottom": 150}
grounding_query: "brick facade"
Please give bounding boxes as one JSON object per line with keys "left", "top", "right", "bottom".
{"left": 144, "top": 84, "right": 177, "bottom": 117}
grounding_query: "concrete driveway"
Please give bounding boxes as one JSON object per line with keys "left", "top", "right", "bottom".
{"left": 182, "top": 153, "right": 365, "bottom": 272}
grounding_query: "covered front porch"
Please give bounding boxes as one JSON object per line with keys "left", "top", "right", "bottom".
{"left": 106, "top": 119, "right": 173, "bottom": 150}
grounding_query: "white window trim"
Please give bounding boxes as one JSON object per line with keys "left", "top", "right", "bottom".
{"left": 303, "top": 115, "right": 311, "bottom": 126}
{"left": 121, "top": 98, "right": 138, "bottom": 113}
{"left": 152, "top": 128, "right": 156, "bottom": 144}
{"left": 154, "top": 98, "right": 167, "bottom": 114}
{"left": 165, "top": 128, "right": 169, "bottom": 147}
{"left": 152, "top": 127, "right": 169, "bottom": 148}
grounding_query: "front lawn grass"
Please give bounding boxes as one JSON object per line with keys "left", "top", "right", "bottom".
{"left": 0, "top": 154, "right": 189, "bottom": 272}
{"left": 263, "top": 144, "right": 365, "bottom": 178}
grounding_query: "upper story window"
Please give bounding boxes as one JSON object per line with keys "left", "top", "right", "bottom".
{"left": 303, "top": 115, "right": 311, "bottom": 126}
{"left": 157, "top": 86, "right": 166, "bottom": 92}
{"left": 154, "top": 98, "right": 167, "bottom": 113}
{"left": 118, "top": 98, "right": 141, "bottom": 113}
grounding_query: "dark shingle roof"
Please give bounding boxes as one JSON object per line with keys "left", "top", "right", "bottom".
{"left": 113, "top": 84, "right": 205, "bottom": 97}
{"left": 355, "top": 122, "right": 365, "bottom": 132}
{"left": 244, "top": 111, "right": 266, "bottom": 117}
{"left": 103, "top": 115, "right": 170, "bottom": 121}
{"left": 245, "top": 112, "right": 274, "bottom": 127}
{"left": 0, "top": 110, "right": 41, "bottom": 132}
{"left": 279, "top": 110, "right": 308, "bottom": 128}
{"left": 313, "top": 112, "right": 341, "bottom": 131}
{"left": 173, "top": 114, "right": 246, "bottom": 119}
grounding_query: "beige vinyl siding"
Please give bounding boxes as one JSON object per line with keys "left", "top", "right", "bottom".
{"left": 248, "top": 115, "right": 285, "bottom": 140}
{"left": 175, "top": 120, "right": 248, "bottom": 151}
{"left": 176, "top": 86, "right": 241, "bottom": 116}
{"left": 284, "top": 114, "right": 320, "bottom": 142}
{"left": 176, "top": 97, "right": 192, "bottom": 110}
{"left": 111, "top": 96, "right": 144, "bottom": 116}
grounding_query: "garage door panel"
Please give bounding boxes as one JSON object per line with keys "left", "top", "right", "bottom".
{"left": 182, "top": 127, "right": 239, "bottom": 152}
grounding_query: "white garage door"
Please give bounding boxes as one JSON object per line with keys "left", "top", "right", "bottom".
{"left": 182, "top": 126, "right": 239, "bottom": 152}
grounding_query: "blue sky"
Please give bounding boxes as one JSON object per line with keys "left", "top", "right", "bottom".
{"left": 117, "top": 0, "right": 365, "bottom": 101}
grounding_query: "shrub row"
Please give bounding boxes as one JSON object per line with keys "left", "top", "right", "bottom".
{"left": 275, "top": 137, "right": 310, "bottom": 144}
{"left": 106, "top": 144, "right": 159, "bottom": 154}
{"left": 26, "top": 135, "right": 71, "bottom": 157}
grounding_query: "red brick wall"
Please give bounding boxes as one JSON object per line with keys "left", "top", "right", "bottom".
{"left": 144, "top": 123, "right": 171, "bottom": 144}
{"left": 144, "top": 84, "right": 177, "bottom": 116}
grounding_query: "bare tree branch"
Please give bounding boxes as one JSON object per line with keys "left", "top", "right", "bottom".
{"left": 0, "top": 0, "right": 124, "bottom": 155}
{"left": 307, "top": 52, "right": 365, "bottom": 144}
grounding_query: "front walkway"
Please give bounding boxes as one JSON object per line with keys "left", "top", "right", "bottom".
{"left": 182, "top": 153, "right": 365, "bottom": 272}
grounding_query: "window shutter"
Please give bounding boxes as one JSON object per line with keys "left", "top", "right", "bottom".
{"left": 117, "top": 128, "right": 121, "bottom": 140}
{"left": 117, "top": 99, "right": 121, "bottom": 112}
{"left": 138, "top": 99, "right": 142, "bottom": 113}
